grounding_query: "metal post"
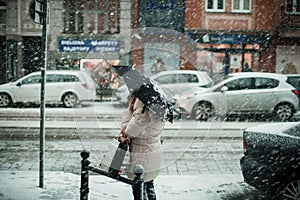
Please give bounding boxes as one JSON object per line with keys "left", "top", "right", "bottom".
{"left": 80, "top": 150, "right": 90, "bottom": 200}
{"left": 39, "top": 0, "right": 48, "bottom": 188}
{"left": 132, "top": 165, "right": 144, "bottom": 200}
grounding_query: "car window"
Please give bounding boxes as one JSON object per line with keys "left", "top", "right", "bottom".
{"left": 46, "top": 74, "right": 64, "bottom": 83}
{"left": 63, "top": 75, "right": 80, "bottom": 82}
{"left": 255, "top": 77, "right": 279, "bottom": 89}
{"left": 224, "top": 78, "right": 254, "bottom": 91}
{"left": 287, "top": 77, "right": 300, "bottom": 88}
{"left": 155, "top": 74, "right": 174, "bottom": 84}
{"left": 21, "top": 75, "right": 41, "bottom": 85}
{"left": 176, "top": 74, "right": 199, "bottom": 83}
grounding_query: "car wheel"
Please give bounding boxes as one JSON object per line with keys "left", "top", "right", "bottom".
{"left": 0, "top": 93, "right": 12, "bottom": 107}
{"left": 62, "top": 93, "right": 78, "bottom": 108}
{"left": 274, "top": 103, "right": 293, "bottom": 121}
{"left": 282, "top": 179, "right": 300, "bottom": 200}
{"left": 192, "top": 101, "right": 213, "bottom": 121}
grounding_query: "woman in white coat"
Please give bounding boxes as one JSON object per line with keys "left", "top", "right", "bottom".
{"left": 118, "top": 95, "right": 165, "bottom": 200}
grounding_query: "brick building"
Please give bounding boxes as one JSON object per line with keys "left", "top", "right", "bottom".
{"left": 131, "top": 0, "right": 300, "bottom": 77}
{"left": 0, "top": 0, "right": 299, "bottom": 85}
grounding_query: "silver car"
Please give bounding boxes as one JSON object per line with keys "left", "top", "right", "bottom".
{"left": 179, "top": 72, "right": 299, "bottom": 121}
{"left": 115, "top": 70, "right": 212, "bottom": 105}
{"left": 0, "top": 70, "right": 96, "bottom": 108}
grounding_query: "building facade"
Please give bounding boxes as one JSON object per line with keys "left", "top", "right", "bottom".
{"left": 0, "top": 0, "right": 132, "bottom": 88}
{"left": 131, "top": 0, "right": 300, "bottom": 77}
{"left": 0, "top": 0, "right": 299, "bottom": 85}
{"left": 0, "top": 0, "right": 43, "bottom": 84}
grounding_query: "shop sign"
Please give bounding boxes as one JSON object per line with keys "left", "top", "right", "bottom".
{"left": 209, "top": 34, "right": 249, "bottom": 44}
{"left": 59, "top": 39, "right": 120, "bottom": 52}
{"left": 189, "top": 32, "right": 272, "bottom": 45}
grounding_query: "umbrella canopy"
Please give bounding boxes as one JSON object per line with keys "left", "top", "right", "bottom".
{"left": 113, "top": 66, "right": 173, "bottom": 123}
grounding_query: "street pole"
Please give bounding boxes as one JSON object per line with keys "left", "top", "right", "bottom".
{"left": 39, "top": 0, "right": 48, "bottom": 188}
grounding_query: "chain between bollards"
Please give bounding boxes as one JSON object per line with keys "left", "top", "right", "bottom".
{"left": 80, "top": 150, "right": 144, "bottom": 200}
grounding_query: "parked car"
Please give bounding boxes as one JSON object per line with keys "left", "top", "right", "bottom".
{"left": 240, "top": 122, "right": 300, "bottom": 199}
{"left": 178, "top": 72, "right": 299, "bottom": 121}
{"left": 0, "top": 70, "right": 96, "bottom": 108}
{"left": 114, "top": 70, "right": 212, "bottom": 105}
{"left": 286, "top": 74, "right": 300, "bottom": 103}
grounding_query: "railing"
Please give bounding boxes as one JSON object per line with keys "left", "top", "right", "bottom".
{"left": 80, "top": 150, "right": 144, "bottom": 200}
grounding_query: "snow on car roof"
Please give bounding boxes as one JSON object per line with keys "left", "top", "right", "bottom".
{"left": 245, "top": 122, "right": 300, "bottom": 137}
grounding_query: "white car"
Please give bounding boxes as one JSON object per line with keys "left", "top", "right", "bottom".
{"left": 0, "top": 70, "right": 96, "bottom": 108}
{"left": 179, "top": 72, "right": 299, "bottom": 121}
{"left": 115, "top": 70, "right": 212, "bottom": 105}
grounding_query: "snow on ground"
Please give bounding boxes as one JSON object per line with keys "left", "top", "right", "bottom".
{"left": 0, "top": 170, "right": 250, "bottom": 200}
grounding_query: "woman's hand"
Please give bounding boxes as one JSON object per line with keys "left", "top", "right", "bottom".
{"left": 116, "top": 135, "right": 128, "bottom": 143}
{"left": 116, "top": 127, "right": 130, "bottom": 143}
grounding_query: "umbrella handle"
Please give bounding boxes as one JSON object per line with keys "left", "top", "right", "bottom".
{"left": 142, "top": 105, "right": 146, "bottom": 114}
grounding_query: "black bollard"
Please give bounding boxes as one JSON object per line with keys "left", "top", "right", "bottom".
{"left": 132, "top": 165, "right": 144, "bottom": 200}
{"left": 80, "top": 150, "right": 90, "bottom": 200}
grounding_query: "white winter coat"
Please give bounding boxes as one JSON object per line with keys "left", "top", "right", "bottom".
{"left": 121, "top": 98, "right": 165, "bottom": 182}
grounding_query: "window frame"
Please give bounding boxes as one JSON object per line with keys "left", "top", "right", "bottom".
{"left": 285, "top": 0, "right": 300, "bottom": 15}
{"left": 231, "top": 0, "right": 251, "bottom": 13}
{"left": 206, "top": 0, "right": 225, "bottom": 12}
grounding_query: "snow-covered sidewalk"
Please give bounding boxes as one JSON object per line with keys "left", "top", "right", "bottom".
{"left": 0, "top": 170, "right": 249, "bottom": 200}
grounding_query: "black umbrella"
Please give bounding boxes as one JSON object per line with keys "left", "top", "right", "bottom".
{"left": 113, "top": 66, "right": 173, "bottom": 123}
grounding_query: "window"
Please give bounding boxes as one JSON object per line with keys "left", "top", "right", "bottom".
{"left": 286, "top": 0, "right": 300, "bottom": 14}
{"left": 63, "top": 75, "right": 80, "bottom": 82}
{"left": 225, "top": 78, "right": 254, "bottom": 91}
{"left": 155, "top": 74, "right": 175, "bottom": 84}
{"left": 232, "top": 0, "right": 251, "bottom": 13}
{"left": 0, "top": 1, "right": 6, "bottom": 28}
{"left": 206, "top": 0, "right": 225, "bottom": 12}
{"left": 138, "top": 0, "right": 185, "bottom": 33}
{"left": 255, "top": 78, "right": 279, "bottom": 89}
{"left": 177, "top": 74, "right": 199, "bottom": 83}
{"left": 85, "top": 0, "right": 120, "bottom": 34}
{"left": 287, "top": 76, "right": 300, "bottom": 88}
{"left": 63, "top": 0, "right": 120, "bottom": 34}
{"left": 21, "top": 75, "right": 41, "bottom": 85}
{"left": 63, "top": 0, "right": 84, "bottom": 33}
{"left": 46, "top": 75, "right": 64, "bottom": 83}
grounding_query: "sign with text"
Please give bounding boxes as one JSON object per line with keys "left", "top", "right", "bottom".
{"left": 58, "top": 39, "right": 120, "bottom": 53}
{"left": 189, "top": 32, "right": 272, "bottom": 45}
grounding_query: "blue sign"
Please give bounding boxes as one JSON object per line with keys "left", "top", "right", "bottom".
{"left": 59, "top": 39, "right": 120, "bottom": 52}
{"left": 209, "top": 34, "right": 249, "bottom": 44}
{"left": 188, "top": 32, "right": 272, "bottom": 45}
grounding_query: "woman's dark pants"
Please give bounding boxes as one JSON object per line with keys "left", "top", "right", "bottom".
{"left": 132, "top": 180, "right": 156, "bottom": 200}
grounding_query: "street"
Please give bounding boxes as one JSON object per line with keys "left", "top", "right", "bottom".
{"left": 0, "top": 102, "right": 282, "bottom": 199}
